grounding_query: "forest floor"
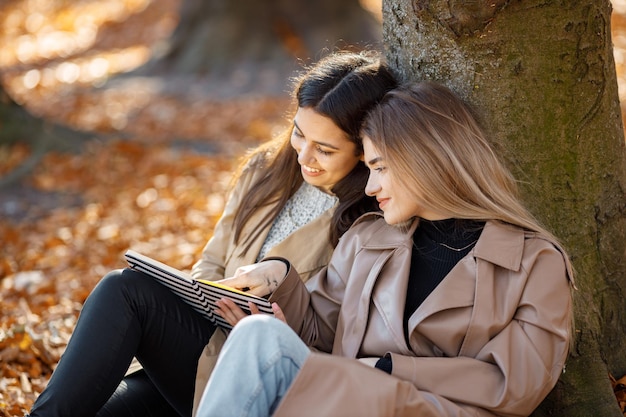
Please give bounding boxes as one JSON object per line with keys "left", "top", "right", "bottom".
{"left": 0, "top": 0, "right": 292, "bottom": 414}
{"left": 1, "top": 0, "right": 626, "bottom": 416}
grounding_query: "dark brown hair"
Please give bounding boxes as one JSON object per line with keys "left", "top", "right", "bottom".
{"left": 232, "top": 50, "right": 398, "bottom": 250}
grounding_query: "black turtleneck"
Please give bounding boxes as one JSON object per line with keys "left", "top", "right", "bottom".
{"left": 404, "top": 218, "right": 485, "bottom": 338}
{"left": 375, "top": 218, "right": 485, "bottom": 374}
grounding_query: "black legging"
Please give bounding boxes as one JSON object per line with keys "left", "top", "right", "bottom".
{"left": 97, "top": 369, "right": 175, "bottom": 416}
{"left": 29, "top": 268, "right": 216, "bottom": 417}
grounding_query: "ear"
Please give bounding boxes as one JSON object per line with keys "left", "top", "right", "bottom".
{"left": 359, "top": 153, "right": 365, "bottom": 162}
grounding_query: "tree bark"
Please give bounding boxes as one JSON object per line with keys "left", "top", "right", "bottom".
{"left": 383, "top": 0, "right": 626, "bottom": 415}
{"left": 0, "top": 85, "right": 90, "bottom": 187}
{"left": 133, "top": 0, "right": 382, "bottom": 97}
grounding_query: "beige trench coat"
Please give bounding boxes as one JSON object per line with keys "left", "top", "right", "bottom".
{"left": 268, "top": 214, "right": 573, "bottom": 417}
{"left": 189, "top": 163, "right": 336, "bottom": 413}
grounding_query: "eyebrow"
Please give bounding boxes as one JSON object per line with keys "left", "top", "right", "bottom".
{"left": 293, "top": 120, "right": 342, "bottom": 150}
{"left": 366, "top": 156, "right": 383, "bottom": 166}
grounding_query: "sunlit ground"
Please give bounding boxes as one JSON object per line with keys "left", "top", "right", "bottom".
{"left": 0, "top": 0, "right": 181, "bottom": 132}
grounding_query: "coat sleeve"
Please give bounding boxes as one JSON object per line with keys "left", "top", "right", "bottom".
{"left": 267, "top": 222, "right": 365, "bottom": 352}
{"left": 388, "top": 243, "right": 572, "bottom": 417}
{"left": 267, "top": 263, "right": 345, "bottom": 353}
{"left": 190, "top": 165, "right": 258, "bottom": 282}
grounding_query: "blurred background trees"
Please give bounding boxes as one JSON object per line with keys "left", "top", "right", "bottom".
{"left": 144, "top": 0, "right": 382, "bottom": 96}
{"left": 0, "top": 0, "right": 382, "bottom": 184}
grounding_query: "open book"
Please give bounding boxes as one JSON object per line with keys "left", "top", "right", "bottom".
{"left": 124, "top": 249, "right": 273, "bottom": 330}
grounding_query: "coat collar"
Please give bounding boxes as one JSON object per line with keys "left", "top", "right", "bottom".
{"left": 472, "top": 221, "right": 525, "bottom": 271}
{"left": 357, "top": 214, "right": 526, "bottom": 272}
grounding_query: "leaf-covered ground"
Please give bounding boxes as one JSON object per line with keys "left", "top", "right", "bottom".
{"left": 1, "top": 1, "right": 625, "bottom": 416}
{"left": 0, "top": 0, "right": 291, "bottom": 414}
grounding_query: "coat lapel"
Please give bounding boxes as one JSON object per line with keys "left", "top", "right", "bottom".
{"left": 408, "top": 256, "right": 477, "bottom": 327}
{"left": 406, "top": 221, "right": 526, "bottom": 356}
{"left": 341, "top": 249, "right": 402, "bottom": 357}
{"left": 359, "top": 219, "right": 414, "bottom": 355}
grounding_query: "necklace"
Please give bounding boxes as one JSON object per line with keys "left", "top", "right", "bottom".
{"left": 437, "top": 240, "right": 478, "bottom": 252}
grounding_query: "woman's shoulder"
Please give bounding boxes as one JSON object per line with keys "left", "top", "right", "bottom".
{"left": 340, "top": 212, "right": 411, "bottom": 247}
{"left": 230, "top": 152, "right": 271, "bottom": 190}
{"left": 350, "top": 211, "right": 386, "bottom": 231}
{"left": 238, "top": 151, "right": 271, "bottom": 177}
{"left": 479, "top": 221, "right": 574, "bottom": 283}
{"left": 246, "top": 149, "right": 272, "bottom": 168}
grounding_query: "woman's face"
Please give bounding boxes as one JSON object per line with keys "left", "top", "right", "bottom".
{"left": 290, "top": 107, "right": 361, "bottom": 193}
{"left": 363, "top": 136, "right": 445, "bottom": 223}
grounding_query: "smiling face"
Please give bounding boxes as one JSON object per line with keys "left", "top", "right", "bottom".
{"left": 290, "top": 107, "right": 362, "bottom": 193}
{"left": 363, "top": 136, "right": 445, "bottom": 224}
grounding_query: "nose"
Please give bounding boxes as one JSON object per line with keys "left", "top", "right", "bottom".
{"left": 364, "top": 174, "right": 379, "bottom": 197}
{"left": 297, "top": 143, "right": 315, "bottom": 165}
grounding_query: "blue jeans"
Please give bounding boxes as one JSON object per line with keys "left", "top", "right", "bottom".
{"left": 29, "top": 268, "right": 216, "bottom": 417}
{"left": 196, "top": 315, "right": 310, "bottom": 417}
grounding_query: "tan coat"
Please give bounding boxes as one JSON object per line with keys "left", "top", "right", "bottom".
{"left": 269, "top": 214, "right": 574, "bottom": 417}
{"left": 190, "top": 164, "right": 336, "bottom": 413}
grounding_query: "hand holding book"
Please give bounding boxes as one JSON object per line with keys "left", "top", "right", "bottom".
{"left": 124, "top": 250, "right": 276, "bottom": 330}
{"left": 214, "top": 297, "right": 287, "bottom": 328}
{"left": 218, "top": 260, "right": 289, "bottom": 297}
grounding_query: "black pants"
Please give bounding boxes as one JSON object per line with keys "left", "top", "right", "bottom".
{"left": 29, "top": 268, "right": 216, "bottom": 417}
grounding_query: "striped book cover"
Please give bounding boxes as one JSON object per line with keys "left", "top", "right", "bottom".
{"left": 124, "top": 249, "right": 273, "bottom": 329}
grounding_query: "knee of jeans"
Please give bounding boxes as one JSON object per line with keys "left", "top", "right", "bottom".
{"left": 232, "top": 315, "right": 288, "bottom": 342}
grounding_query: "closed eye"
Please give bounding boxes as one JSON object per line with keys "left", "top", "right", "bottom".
{"left": 316, "top": 146, "right": 333, "bottom": 156}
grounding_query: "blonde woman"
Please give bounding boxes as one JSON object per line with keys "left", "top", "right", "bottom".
{"left": 196, "top": 82, "right": 574, "bottom": 417}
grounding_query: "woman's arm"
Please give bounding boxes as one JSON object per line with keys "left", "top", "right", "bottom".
{"left": 268, "top": 226, "right": 363, "bottom": 352}
{"left": 213, "top": 247, "right": 352, "bottom": 352}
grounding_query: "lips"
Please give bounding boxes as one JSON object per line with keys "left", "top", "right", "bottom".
{"left": 302, "top": 165, "right": 321, "bottom": 173}
{"left": 377, "top": 198, "right": 389, "bottom": 209}
{"left": 301, "top": 165, "right": 323, "bottom": 178}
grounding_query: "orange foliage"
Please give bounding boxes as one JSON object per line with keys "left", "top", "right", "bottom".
{"left": 0, "top": 1, "right": 290, "bottom": 414}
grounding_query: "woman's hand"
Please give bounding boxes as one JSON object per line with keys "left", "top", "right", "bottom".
{"left": 357, "top": 357, "right": 380, "bottom": 368}
{"left": 216, "top": 260, "right": 288, "bottom": 297}
{"left": 215, "top": 299, "right": 287, "bottom": 327}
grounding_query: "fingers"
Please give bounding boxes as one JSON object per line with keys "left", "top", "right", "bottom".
{"left": 246, "top": 286, "right": 270, "bottom": 297}
{"left": 215, "top": 298, "right": 248, "bottom": 327}
{"left": 217, "top": 276, "right": 252, "bottom": 291}
{"left": 248, "top": 301, "right": 260, "bottom": 315}
{"left": 271, "top": 302, "right": 287, "bottom": 323}
{"left": 217, "top": 274, "right": 268, "bottom": 297}
{"left": 224, "top": 261, "right": 288, "bottom": 297}
{"left": 357, "top": 357, "right": 380, "bottom": 367}
{"left": 215, "top": 298, "right": 280, "bottom": 327}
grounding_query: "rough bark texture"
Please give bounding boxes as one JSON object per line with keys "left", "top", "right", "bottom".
{"left": 383, "top": 0, "right": 626, "bottom": 415}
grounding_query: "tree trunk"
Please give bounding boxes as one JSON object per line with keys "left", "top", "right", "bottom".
{"left": 132, "top": 0, "right": 382, "bottom": 97}
{"left": 0, "top": 85, "right": 90, "bottom": 187}
{"left": 383, "top": 0, "right": 626, "bottom": 415}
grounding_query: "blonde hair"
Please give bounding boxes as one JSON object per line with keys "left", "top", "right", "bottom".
{"left": 361, "top": 82, "right": 560, "bottom": 243}
{"left": 362, "top": 82, "right": 576, "bottom": 349}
